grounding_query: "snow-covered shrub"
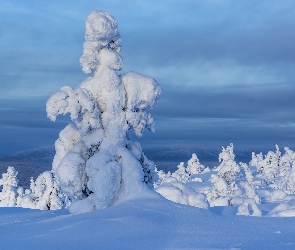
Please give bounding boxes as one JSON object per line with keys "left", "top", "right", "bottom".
{"left": 155, "top": 154, "right": 210, "bottom": 189}
{"left": 152, "top": 144, "right": 295, "bottom": 216}
{"left": 46, "top": 10, "right": 161, "bottom": 213}
{"left": 287, "top": 165, "right": 295, "bottom": 193}
{"left": 239, "top": 162, "right": 254, "bottom": 186}
{"left": 20, "top": 172, "right": 64, "bottom": 210}
{"left": 0, "top": 166, "right": 19, "bottom": 207}
{"left": 249, "top": 145, "right": 295, "bottom": 193}
{"left": 236, "top": 198, "right": 262, "bottom": 217}
{"left": 153, "top": 168, "right": 172, "bottom": 188}
{"left": 155, "top": 181, "right": 208, "bottom": 209}
{"left": 187, "top": 153, "right": 205, "bottom": 175}
{"left": 207, "top": 144, "right": 240, "bottom": 206}
{"left": 216, "top": 144, "right": 240, "bottom": 195}
{"left": 267, "top": 200, "right": 295, "bottom": 217}
{"left": 258, "top": 151, "right": 279, "bottom": 179}
{"left": 239, "top": 181, "right": 260, "bottom": 204}
{"left": 171, "top": 162, "right": 190, "bottom": 184}
{"left": 207, "top": 174, "right": 229, "bottom": 206}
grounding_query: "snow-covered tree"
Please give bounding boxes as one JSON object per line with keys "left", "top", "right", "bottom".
{"left": 187, "top": 153, "right": 205, "bottom": 175}
{"left": 46, "top": 10, "right": 161, "bottom": 213}
{"left": 240, "top": 162, "right": 254, "bottom": 186}
{"left": 20, "top": 172, "right": 64, "bottom": 210}
{"left": 206, "top": 144, "right": 241, "bottom": 206}
{"left": 258, "top": 151, "right": 280, "bottom": 179}
{"left": 215, "top": 143, "right": 240, "bottom": 197}
{"left": 207, "top": 174, "right": 229, "bottom": 206}
{"left": 239, "top": 181, "right": 260, "bottom": 204}
{"left": 0, "top": 166, "right": 19, "bottom": 207}
{"left": 171, "top": 162, "right": 190, "bottom": 184}
{"left": 249, "top": 146, "right": 294, "bottom": 191}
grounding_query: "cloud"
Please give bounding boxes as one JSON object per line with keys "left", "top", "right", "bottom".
{"left": 1, "top": 0, "right": 295, "bottom": 154}
{"left": 155, "top": 81, "right": 295, "bottom": 121}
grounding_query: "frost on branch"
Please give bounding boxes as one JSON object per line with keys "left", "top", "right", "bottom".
{"left": 46, "top": 10, "right": 161, "bottom": 213}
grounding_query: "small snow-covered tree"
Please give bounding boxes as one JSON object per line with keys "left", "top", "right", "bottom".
{"left": 250, "top": 145, "right": 293, "bottom": 191}
{"left": 187, "top": 153, "right": 206, "bottom": 175}
{"left": 216, "top": 143, "right": 240, "bottom": 197}
{"left": 154, "top": 168, "right": 170, "bottom": 188}
{"left": 171, "top": 162, "right": 190, "bottom": 184}
{"left": 20, "top": 171, "right": 64, "bottom": 210}
{"left": 207, "top": 144, "right": 241, "bottom": 206}
{"left": 286, "top": 149, "right": 295, "bottom": 193}
{"left": 279, "top": 147, "right": 293, "bottom": 176}
{"left": 240, "top": 162, "right": 254, "bottom": 186}
{"left": 253, "top": 145, "right": 281, "bottom": 182}
{"left": 46, "top": 11, "right": 161, "bottom": 213}
{"left": 287, "top": 167, "right": 295, "bottom": 193}
{"left": 239, "top": 181, "right": 260, "bottom": 204}
{"left": 207, "top": 174, "right": 229, "bottom": 205}
{"left": 249, "top": 152, "right": 263, "bottom": 169}
{"left": 259, "top": 151, "right": 280, "bottom": 179}
{"left": 0, "top": 166, "right": 19, "bottom": 207}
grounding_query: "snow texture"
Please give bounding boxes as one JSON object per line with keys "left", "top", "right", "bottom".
{"left": 1, "top": 196, "right": 295, "bottom": 249}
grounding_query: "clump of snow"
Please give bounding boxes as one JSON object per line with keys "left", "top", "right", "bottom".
{"left": 155, "top": 181, "right": 208, "bottom": 209}
{"left": 236, "top": 198, "right": 262, "bottom": 217}
{"left": 80, "top": 11, "right": 122, "bottom": 74}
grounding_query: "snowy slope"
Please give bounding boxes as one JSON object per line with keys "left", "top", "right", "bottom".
{"left": 142, "top": 146, "right": 261, "bottom": 172}
{"left": 0, "top": 196, "right": 295, "bottom": 249}
{"left": 1, "top": 147, "right": 295, "bottom": 249}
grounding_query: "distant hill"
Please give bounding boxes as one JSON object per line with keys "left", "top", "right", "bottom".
{"left": 144, "top": 146, "right": 256, "bottom": 172}
{"left": 0, "top": 145, "right": 261, "bottom": 189}
{"left": 0, "top": 147, "right": 55, "bottom": 188}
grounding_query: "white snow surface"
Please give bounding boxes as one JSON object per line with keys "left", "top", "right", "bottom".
{"left": 1, "top": 195, "right": 295, "bottom": 249}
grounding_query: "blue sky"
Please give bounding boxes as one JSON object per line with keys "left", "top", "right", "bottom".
{"left": 1, "top": 0, "right": 295, "bottom": 155}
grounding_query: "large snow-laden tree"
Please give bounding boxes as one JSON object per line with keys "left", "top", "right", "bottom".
{"left": 46, "top": 10, "right": 162, "bottom": 213}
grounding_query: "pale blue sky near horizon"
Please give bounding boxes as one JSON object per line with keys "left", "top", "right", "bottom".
{"left": 1, "top": 0, "right": 295, "bottom": 156}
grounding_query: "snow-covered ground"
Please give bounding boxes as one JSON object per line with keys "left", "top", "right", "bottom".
{"left": 1, "top": 195, "right": 295, "bottom": 249}
{"left": 1, "top": 146, "right": 295, "bottom": 249}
